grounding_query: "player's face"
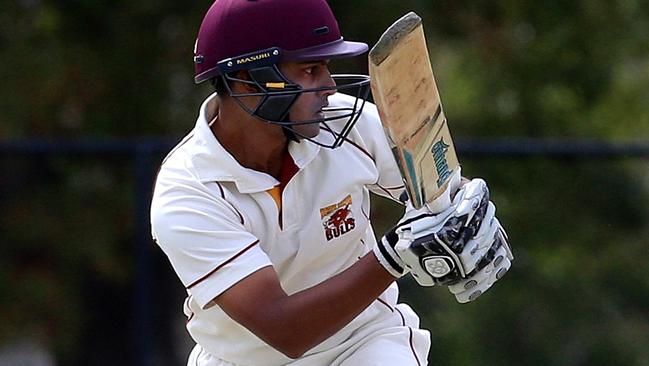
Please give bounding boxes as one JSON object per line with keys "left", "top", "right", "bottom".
{"left": 279, "top": 61, "right": 336, "bottom": 138}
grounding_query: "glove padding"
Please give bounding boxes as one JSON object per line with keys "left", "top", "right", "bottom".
{"left": 373, "top": 169, "right": 463, "bottom": 278}
{"left": 390, "top": 178, "right": 514, "bottom": 302}
{"left": 448, "top": 227, "right": 512, "bottom": 303}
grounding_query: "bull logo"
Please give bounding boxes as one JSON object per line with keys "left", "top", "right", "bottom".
{"left": 320, "top": 195, "right": 356, "bottom": 242}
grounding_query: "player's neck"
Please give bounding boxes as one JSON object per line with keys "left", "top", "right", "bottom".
{"left": 211, "top": 99, "right": 288, "bottom": 180}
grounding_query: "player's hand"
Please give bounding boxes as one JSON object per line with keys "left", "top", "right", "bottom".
{"left": 374, "top": 203, "right": 450, "bottom": 278}
{"left": 447, "top": 225, "right": 512, "bottom": 303}
{"left": 373, "top": 169, "right": 463, "bottom": 278}
{"left": 393, "top": 179, "right": 513, "bottom": 299}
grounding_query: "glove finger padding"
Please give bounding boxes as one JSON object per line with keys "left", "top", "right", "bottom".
{"left": 458, "top": 202, "right": 497, "bottom": 275}
{"left": 448, "top": 230, "right": 512, "bottom": 303}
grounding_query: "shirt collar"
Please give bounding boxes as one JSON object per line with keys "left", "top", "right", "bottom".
{"left": 190, "top": 93, "right": 320, "bottom": 193}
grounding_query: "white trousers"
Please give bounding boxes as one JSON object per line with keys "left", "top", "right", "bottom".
{"left": 187, "top": 304, "right": 430, "bottom": 366}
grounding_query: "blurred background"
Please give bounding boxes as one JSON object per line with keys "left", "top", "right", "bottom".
{"left": 1, "top": 0, "right": 648, "bottom": 365}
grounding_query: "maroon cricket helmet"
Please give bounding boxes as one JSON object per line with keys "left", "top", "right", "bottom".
{"left": 193, "top": 0, "right": 368, "bottom": 83}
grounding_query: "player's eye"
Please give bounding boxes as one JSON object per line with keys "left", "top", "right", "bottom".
{"left": 304, "top": 66, "right": 315, "bottom": 75}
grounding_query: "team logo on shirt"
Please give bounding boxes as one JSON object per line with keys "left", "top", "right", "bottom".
{"left": 320, "top": 195, "right": 356, "bottom": 241}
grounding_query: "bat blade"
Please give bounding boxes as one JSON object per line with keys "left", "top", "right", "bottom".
{"left": 369, "top": 12, "right": 459, "bottom": 209}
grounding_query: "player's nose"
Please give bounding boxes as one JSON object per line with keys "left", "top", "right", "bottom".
{"left": 319, "top": 66, "right": 336, "bottom": 97}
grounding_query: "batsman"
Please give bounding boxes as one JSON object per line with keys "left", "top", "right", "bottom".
{"left": 150, "top": 1, "right": 513, "bottom": 365}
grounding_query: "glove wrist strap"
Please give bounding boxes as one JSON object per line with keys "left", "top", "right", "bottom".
{"left": 372, "top": 238, "right": 406, "bottom": 278}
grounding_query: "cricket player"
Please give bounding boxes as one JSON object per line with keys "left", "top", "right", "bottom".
{"left": 150, "top": 0, "right": 513, "bottom": 365}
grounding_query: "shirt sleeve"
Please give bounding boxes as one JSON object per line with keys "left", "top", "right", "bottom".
{"left": 353, "top": 99, "right": 407, "bottom": 203}
{"left": 151, "top": 178, "right": 272, "bottom": 309}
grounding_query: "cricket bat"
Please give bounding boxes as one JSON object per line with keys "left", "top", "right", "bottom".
{"left": 369, "top": 12, "right": 459, "bottom": 210}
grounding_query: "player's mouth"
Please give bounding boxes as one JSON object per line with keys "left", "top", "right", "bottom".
{"left": 315, "top": 102, "right": 329, "bottom": 118}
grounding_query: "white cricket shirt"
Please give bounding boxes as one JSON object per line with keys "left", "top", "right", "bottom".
{"left": 151, "top": 92, "right": 412, "bottom": 365}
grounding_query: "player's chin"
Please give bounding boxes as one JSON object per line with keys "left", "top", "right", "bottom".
{"left": 302, "top": 125, "right": 322, "bottom": 139}
{"left": 292, "top": 123, "right": 321, "bottom": 139}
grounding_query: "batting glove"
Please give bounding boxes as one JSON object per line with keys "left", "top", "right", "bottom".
{"left": 373, "top": 169, "right": 462, "bottom": 278}
{"left": 394, "top": 179, "right": 514, "bottom": 301}
{"left": 448, "top": 224, "right": 512, "bottom": 303}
